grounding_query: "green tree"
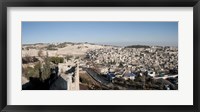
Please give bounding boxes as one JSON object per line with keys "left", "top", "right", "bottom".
{"left": 49, "top": 57, "right": 64, "bottom": 64}
{"left": 38, "top": 50, "right": 43, "bottom": 57}
{"left": 42, "top": 57, "right": 51, "bottom": 80}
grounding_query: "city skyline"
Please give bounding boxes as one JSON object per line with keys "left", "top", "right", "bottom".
{"left": 22, "top": 22, "right": 178, "bottom": 46}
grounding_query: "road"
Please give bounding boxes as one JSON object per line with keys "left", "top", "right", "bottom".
{"left": 82, "top": 67, "right": 114, "bottom": 88}
{"left": 154, "top": 74, "right": 178, "bottom": 79}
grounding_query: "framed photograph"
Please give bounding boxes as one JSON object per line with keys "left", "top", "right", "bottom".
{"left": 0, "top": 0, "right": 199, "bottom": 112}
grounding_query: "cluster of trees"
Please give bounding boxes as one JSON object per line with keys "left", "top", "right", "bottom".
{"left": 48, "top": 57, "right": 64, "bottom": 64}
{"left": 65, "top": 55, "right": 73, "bottom": 61}
{"left": 22, "top": 47, "right": 66, "bottom": 83}
{"left": 125, "top": 45, "right": 150, "bottom": 48}
{"left": 23, "top": 62, "right": 41, "bottom": 79}
{"left": 47, "top": 44, "right": 57, "bottom": 50}
{"left": 42, "top": 58, "right": 52, "bottom": 80}
{"left": 107, "top": 61, "right": 116, "bottom": 65}
{"left": 22, "top": 46, "right": 36, "bottom": 50}
{"left": 22, "top": 56, "right": 39, "bottom": 64}
{"left": 23, "top": 58, "right": 51, "bottom": 81}
{"left": 112, "top": 75, "right": 177, "bottom": 90}
{"left": 57, "top": 43, "right": 67, "bottom": 48}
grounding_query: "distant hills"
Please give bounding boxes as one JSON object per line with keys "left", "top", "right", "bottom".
{"left": 124, "top": 45, "right": 150, "bottom": 48}
{"left": 22, "top": 42, "right": 175, "bottom": 48}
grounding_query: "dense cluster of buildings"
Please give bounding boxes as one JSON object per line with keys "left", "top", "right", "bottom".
{"left": 85, "top": 46, "right": 178, "bottom": 80}
{"left": 22, "top": 43, "right": 178, "bottom": 90}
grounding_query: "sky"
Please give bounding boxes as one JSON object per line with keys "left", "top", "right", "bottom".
{"left": 22, "top": 22, "right": 178, "bottom": 46}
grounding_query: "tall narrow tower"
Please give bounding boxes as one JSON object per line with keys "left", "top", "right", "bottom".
{"left": 74, "top": 62, "right": 80, "bottom": 90}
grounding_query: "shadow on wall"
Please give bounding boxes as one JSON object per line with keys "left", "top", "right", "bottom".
{"left": 49, "top": 75, "right": 68, "bottom": 90}
{"left": 22, "top": 73, "right": 67, "bottom": 90}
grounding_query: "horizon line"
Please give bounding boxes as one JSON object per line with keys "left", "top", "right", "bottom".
{"left": 22, "top": 41, "right": 178, "bottom": 47}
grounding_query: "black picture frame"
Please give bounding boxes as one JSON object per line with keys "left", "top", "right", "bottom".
{"left": 0, "top": 0, "right": 199, "bottom": 112}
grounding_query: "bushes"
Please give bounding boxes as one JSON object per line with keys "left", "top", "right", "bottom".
{"left": 23, "top": 58, "right": 52, "bottom": 81}
{"left": 42, "top": 58, "right": 51, "bottom": 80}
{"left": 48, "top": 57, "right": 64, "bottom": 64}
{"left": 79, "top": 76, "right": 90, "bottom": 84}
{"left": 38, "top": 50, "right": 44, "bottom": 57}
{"left": 23, "top": 62, "right": 42, "bottom": 79}
{"left": 65, "top": 55, "right": 73, "bottom": 61}
{"left": 75, "top": 56, "right": 79, "bottom": 60}
{"left": 57, "top": 43, "right": 66, "bottom": 48}
{"left": 22, "top": 56, "right": 39, "bottom": 64}
{"left": 119, "top": 62, "right": 124, "bottom": 67}
{"left": 47, "top": 44, "right": 57, "bottom": 50}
